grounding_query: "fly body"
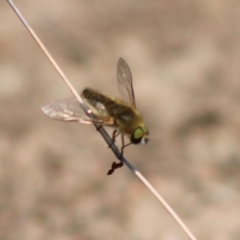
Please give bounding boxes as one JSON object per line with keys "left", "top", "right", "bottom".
{"left": 42, "top": 58, "right": 149, "bottom": 174}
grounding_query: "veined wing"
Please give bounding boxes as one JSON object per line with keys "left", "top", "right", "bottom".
{"left": 41, "top": 98, "right": 106, "bottom": 124}
{"left": 117, "top": 57, "right": 136, "bottom": 107}
{"left": 82, "top": 91, "right": 112, "bottom": 119}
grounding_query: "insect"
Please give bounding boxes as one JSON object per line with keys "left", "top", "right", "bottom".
{"left": 42, "top": 58, "right": 149, "bottom": 174}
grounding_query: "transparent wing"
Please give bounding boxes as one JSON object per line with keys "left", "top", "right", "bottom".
{"left": 83, "top": 98, "right": 111, "bottom": 119}
{"left": 41, "top": 98, "right": 105, "bottom": 124}
{"left": 117, "top": 57, "right": 136, "bottom": 107}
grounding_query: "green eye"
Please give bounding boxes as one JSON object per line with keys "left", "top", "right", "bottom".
{"left": 131, "top": 127, "right": 148, "bottom": 144}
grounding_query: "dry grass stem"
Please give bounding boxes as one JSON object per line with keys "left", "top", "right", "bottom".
{"left": 7, "top": 1, "right": 198, "bottom": 239}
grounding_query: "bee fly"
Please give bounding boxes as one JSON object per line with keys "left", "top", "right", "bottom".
{"left": 42, "top": 58, "right": 149, "bottom": 174}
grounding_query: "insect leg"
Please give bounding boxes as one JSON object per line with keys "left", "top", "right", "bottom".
{"left": 121, "top": 141, "right": 132, "bottom": 151}
{"left": 107, "top": 134, "right": 125, "bottom": 175}
{"left": 107, "top": 130, "right": 119, "bottom": 148}
{"left": 121, "top": 134, "right": 125, "bottom": 155}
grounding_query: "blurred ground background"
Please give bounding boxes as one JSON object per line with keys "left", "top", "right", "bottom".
{"left": 1, "top": 0, "right": 240, "bottom": 239}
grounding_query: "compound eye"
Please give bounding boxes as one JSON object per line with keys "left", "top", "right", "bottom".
{"left": 130, "top": 127, "right": 144, "bottom": 144}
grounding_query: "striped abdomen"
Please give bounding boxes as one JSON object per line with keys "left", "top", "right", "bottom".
{"left": 81, "top": 88, "right": 143, "bottom": 132}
